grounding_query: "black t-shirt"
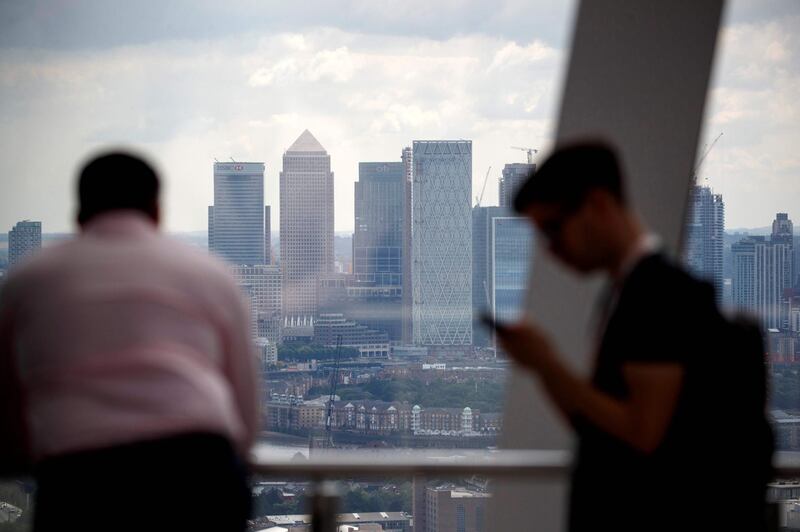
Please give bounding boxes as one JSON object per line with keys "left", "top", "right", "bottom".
{"left": 568, "top": 254, "right": 768, "bottom": 531}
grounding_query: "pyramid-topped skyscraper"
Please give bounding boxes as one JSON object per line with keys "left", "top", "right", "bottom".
{"left": 280, "top": 130, "right": 334, "bottom": 319}
{"left": 286, "top": 129, "right": 327, "bottom": 153}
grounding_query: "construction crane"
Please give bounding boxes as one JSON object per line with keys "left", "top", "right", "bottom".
{"left": 323, "top": 335, "right": 343, "bottom": 449}
{"left": 511, "top": 146, "right": 538, "bottom": 164}
{"left": 475, "top": 166, "right": 492, "bottom": 207}
{"left": 693, "top": 132, "right": 723, "bottom": 183}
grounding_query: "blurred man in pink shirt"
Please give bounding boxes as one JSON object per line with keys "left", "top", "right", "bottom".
{"left": 0, "top": 152, "right": 259, "bottom": 531}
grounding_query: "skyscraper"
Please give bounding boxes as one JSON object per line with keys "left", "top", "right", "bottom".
{"left": 490, "top": 216, "right": 534, "bottom": 324}
{"left": 732, "top": 237, "right": 754, "bottom": 309}
{"left": 8, "top": 220, "right": 42, "bottom": 269}
{"left": 472, "top": 207, "right": 534, "bottom": 347}
{"left": 350, "top": 161, "right": 406, "bottom": 340}
{"left": 354, "top": 162, "right": 405, "bottom": 284}
{"left": 412, "top": 140, "right": 472, "bottom": 346}
{"left": 280, "top": 130, "right": 334, "bottom": 319}
{"left": 472, "top": 206, "right": 504, "bottom": 347}
{"left": 401, "top": 146, "right": 414, "bottom": 344}
{"left": 684, "top": 185, "right": 724, "bottom": 305}
{"left": 264, "top": 205, "right": 272, "bottom": 264}
{"left": 208, "top": 162, "right": 266, "bottom": 265}
{"left": 732, "top": 213, "right": 794, "bottom": 331}
{"left": 773, "top": 212, "right": 794, "bottom": 245}
{"left": 498, "top": 163, "right": 535, "bottom": 209}
{"left": 772, "top": 213, "right": 794, "bottom": 329}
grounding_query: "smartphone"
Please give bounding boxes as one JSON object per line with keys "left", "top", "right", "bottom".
{"left": 479, "top": 312, "right": 509, "bottom": 332}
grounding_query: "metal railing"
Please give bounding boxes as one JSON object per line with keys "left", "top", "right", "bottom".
{"left": 249, "top": 446, "right": 800, "bottom": 532}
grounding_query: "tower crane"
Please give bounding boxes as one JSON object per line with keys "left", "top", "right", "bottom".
{"left": 693, "top": 132, "right": 723, "bottom": 183}
{"left": 475, "top": 166, "right": 492, "bottom": 207}
{"left": 323, "top": 335, "right": 343, "bottom": 449}
{"left": 511, "top": 146, "right": 538, "bottom": 164}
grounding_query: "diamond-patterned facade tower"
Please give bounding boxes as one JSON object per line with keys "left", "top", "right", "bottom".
{"left": 412, "top": 140, "right": 473, "bottom": 345}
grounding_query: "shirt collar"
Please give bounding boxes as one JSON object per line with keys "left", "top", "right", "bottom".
{"left": 82, "top": 210, "right": 158, "bottom": 238}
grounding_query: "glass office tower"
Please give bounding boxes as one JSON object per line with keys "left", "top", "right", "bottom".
{"left": 208, "top": 162, "right": 265, "bottom": 265}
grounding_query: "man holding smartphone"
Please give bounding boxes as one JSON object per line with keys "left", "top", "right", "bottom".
{"left": 494, "top": 141, "right": 772, "bottom": 531}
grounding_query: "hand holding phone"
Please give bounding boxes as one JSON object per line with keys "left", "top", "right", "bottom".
{"left": 479, "top": 312, "right": 508, "bottom": 333}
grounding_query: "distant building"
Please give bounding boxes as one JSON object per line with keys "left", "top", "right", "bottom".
{"left": 231, "top": 264, "right": 282, "bottom": 345}
{"left": 770, "top": 410, "right": 800, "bottom": 451}
{"left": 472, "top": 207, "right": 534, "bottom": 347}
{"left": 259, "top": 512, "right": 411, "bottom": 532}
{"left": 768, "top": 480, "right": 800, "bottom": 502}
{"left": 472, "top": 207, "right": 503, "bottom": 347}
{"left": 313, "top": 313, "right": 390, "bottom": 358}
{"left": 8, "top": 220, "right": 42, "bottom": 268}
{"left": 280, "top": 130, "right": 334, "bottom": 320}
{"left": 338, "top": 512, "right": 411, "bottom": 532}
{"left": 265, "top": 205, "right": 272, "bottom": 264}
{"left": 773, "top": 212, "right": 794, "bottom": 245}
{"left": 412, "top": 141, "right": 473, "bottom": 346}
{"left": 498, "top": 163, "right": 535, "bottom": 209}
{"left": 684, "top": 185, "right": 724, "bottom": 305}
{"left": 392, "top": 346, "right": 428, "bottom": 360}
{"left": 414, "top": 483, "right": 490, "bottom": 532}
{"left": 281, "top": 315, "right": 315, "bottom": 343}
{"left": 265, "top": 396, "right": 498, "bottom": 438}
{"left": 491, "top": 217, "right": 534, "bottom": 324}
{"left": 349, "top": 161, "right": 408, "bottom": 341}
{"left": 774, "top": 496, "right": 800, "bottom": 530}
{"left": 208, "top": 162, "right": 266, "bottom": 265}
{"left": 354, "top": 162, "right": 405, "bottom": 285}
{"left": 401, "top": 147, "right": 414, "bottom": 344}
{"left": 317, "top": 273, "right": 403, "bottom": 343}
{"left": 732, "top": 213, "right": 794, "bottom": 331}
{"left": 256, "top": 338, "right": 278, "bottom": 367}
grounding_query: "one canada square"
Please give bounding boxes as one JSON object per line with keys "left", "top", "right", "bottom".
{"left": 280, "top": 130, "right": 334, "bottom": 319}
{"left": 412, "top": 140, "right": 472, "bottom": 345}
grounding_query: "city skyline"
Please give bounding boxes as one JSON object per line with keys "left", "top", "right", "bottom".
{"left": 0, "top": 2, "right": 798, "bottom": 233}
{"left": 1, "top": 123, "right": 798, "bottom": 237}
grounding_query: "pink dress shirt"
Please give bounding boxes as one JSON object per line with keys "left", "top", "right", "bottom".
{"left": 0, "top": 211, "right": 259, "bottom": 462}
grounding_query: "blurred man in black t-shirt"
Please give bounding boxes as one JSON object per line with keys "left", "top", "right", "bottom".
{"left": 496, "top": 141, "right": 772, "bottom": 531}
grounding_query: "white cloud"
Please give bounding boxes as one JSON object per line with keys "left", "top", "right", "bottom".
{"left": 249, "top": 58, "right": 300, "bottom": 86}
{"left": 489, "top": 40, "right": 556, "bottom": 71}
{"left": 249, "top": 45, "right": 360, "bottom": 86}
{"left": 698, "top": 14, "right": 800, "bottom": 228}
{"left": 0, "top": 30, "right": 567, "bottom": 232}
{"left": 0, "top": 5, "right": 798, "bottom": 233}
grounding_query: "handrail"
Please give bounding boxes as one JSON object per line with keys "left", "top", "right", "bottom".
{"left": 250, "top": 446, "right": 800, "bottom": 479}
{"left": 773, "top": 452, "right": 800, "bottom": 478}
{"left": 249, "top": 447, "right": 800, "bottom": 532}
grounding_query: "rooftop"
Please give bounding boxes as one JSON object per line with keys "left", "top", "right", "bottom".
{"left": 264, "top": 512, "right": 409, "bottom": 525}
{"left": 286, "top": 129, "right": 326, "bottom": 153}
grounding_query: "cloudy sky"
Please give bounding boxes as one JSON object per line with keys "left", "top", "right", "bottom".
{"left": 0, "top": 0, "right": 798, "bottom": 233}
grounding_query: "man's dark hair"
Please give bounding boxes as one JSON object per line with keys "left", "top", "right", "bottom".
{"left": 513, "top": 140, "right": 626, "bottom": 213}
{"left": 77, "top": 152, "right": 160, "bottom": 225}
